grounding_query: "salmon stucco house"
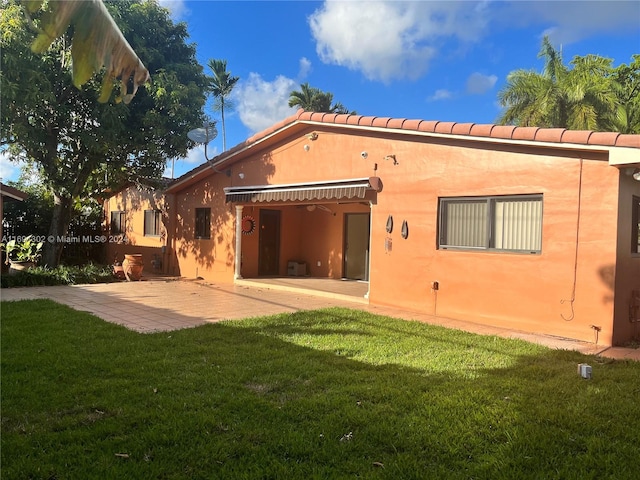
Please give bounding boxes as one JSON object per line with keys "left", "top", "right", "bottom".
{"left": 105, "top": 110, "right": 640, "bottom": 346}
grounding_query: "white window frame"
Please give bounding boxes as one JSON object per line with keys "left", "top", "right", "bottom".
{"left": 144, "top": 210, "right": 162, "bottom": 237}
{"left": 438, "top": 194, "right": 543, "bottom": 254}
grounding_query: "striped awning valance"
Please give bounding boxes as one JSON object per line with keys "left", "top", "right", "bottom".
{"left": 224, "top": 177, "right": 382, "bottom": 204}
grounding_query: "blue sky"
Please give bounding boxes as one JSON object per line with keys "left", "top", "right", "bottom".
{"left": 1, "top": 0, "right": 639, "bottom": 182}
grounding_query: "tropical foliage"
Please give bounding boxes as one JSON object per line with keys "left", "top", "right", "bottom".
{"left": 1, "top": 235, "right": 43, "bottom": 263}
{"left": 0, "top": 263, "right": 116, "bottom": 288}
{"left": 498, "top": 36, "right": 640, "bottom": 133}
{"left": 610, "top": 54, "right": 640, "bottom": 134}
{"left": 288, "top": 83, "right": 354, "bottom": 114}
{"left": 1, "top": 0, "right": 208, "bottom": 266}
{"left": 207, "top": 59, "right": 239, "bottom": 151}
{"left": 1, "top": 177, "right": 106, "bottom": 264}
{"left": 21, "top": 0, "right": 149, "bottom": 104}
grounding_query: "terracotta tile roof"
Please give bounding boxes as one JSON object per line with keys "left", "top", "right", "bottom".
{"left": 168, "top": 109, "right": 640, "bottom": 191}
{"left": 258, "top": 109, "right": 639, "bottom": 149}
{"left": 292, "top": 109, "right": 640, "bottom": 148}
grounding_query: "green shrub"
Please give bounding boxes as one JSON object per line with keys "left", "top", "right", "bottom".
{"left": 1, "top": 263, "right": 117, "bottom": 288}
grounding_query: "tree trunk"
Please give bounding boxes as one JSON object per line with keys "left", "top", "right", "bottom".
{"left": 42, "top": 194, "right": 73, "bottom": 267}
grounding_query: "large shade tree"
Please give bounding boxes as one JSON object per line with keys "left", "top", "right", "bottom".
{"left": 497, "top": 36, "right": 636, "bottom": 132}
{"left": 288, "top": 83, "right": 354, "bottom": 114}
{"left": 1, "top": 0, "right": 208, "bottom": 266}
{"left": 207, "top": 59, "right": 239, "bottom": 151}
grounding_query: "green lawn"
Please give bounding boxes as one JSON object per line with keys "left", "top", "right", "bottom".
{"left": 2, "top": 300, "right": 639, "bottom": 479}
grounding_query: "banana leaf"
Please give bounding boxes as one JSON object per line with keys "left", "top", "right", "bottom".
{"left": 23, "top": 0, "right": 150, "bottom": 104}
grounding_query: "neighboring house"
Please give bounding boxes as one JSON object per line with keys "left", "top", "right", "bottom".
{"left": 104, "top": 179, "right": 172, "bottom": 273}
{"left": 106, "top": 110, "right": 640, "bottom": 346}
{"left": 1, "top": 182, "right": 29, "bottom": 271}
{"left": 0, "top": 182, "right": 28, "bottom": 242}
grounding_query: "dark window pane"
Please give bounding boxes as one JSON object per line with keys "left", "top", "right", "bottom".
{"left": 110, "top": 211, "right": 125, "bottom": 235}
{"left": 195, "top": 208, "right": 211, "bottom": 239}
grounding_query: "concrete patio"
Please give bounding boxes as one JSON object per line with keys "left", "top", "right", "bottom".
{"left": 1, "top": 276, "right": 638, "bottom": 362}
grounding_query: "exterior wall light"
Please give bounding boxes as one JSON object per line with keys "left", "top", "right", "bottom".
{"left": 386, "top": 215, "right": 393, "bottom": 233}
{"left": 384, "top": 154, "right": 398, "bottom": 165}
{"left": 401, "top": 220, "right": 409, "bottom": 239}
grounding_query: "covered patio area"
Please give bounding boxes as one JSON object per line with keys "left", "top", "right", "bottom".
{"left": 235, "top": 277, "right": 369, "bottom": 304}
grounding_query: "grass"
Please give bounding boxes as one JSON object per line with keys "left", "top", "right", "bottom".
{"left": 2, "top": 300, "right": 639, "bottom": 479}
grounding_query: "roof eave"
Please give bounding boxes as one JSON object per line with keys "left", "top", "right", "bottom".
{"left": 165, "top": 109, "right": 639, "bottom": 193}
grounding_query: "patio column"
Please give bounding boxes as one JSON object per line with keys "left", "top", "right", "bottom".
{"left": 234, "top": 205, "right": 243, "bottom": 279}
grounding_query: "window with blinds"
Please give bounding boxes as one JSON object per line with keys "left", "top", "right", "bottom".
{"left": 144, "top": 210, "right": 162, "bottom": 236}
{"left": 439, "top": 195, "right": 543, "bottom": 253}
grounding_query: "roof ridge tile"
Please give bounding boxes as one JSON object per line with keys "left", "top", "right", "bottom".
{"left": 588, "top": 131, "right": 620, "bottom": 146}
{"left": 616, "top": 134, "right": 640, "bottom": 148}
{"left": 435, "top": 121, "right": 456, "bottom": 134}
{"left": 491, "top": 125, "right": 517, "bottom": 139}
{"left": 419, "top": 120, "right": 440, "bottom": 133}
{"left": 372, "top": 117, "right": 392, "bottom": 128}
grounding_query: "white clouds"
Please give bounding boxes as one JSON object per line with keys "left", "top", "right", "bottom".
{"left": 158, "top": 0, "right": 189, "bottom": 20}
{"left": 466, "top": 73, "right": 497, "bottom": 95}
{"left": 182, "top": 144, "right": 215, "bottom": 165}
{"left": 171, "top": 68, "right": 299, "bottom": 175}
{"left": 308, "top": 1, "right": 489, "bottom": 83}
{"left": 307, "top": 1, "right": 638, "bottom": 83}
{"left": 234, "top": 72, "right": 298, "bottom": 133}
{"left": 428, "top": 89, "right": 453, "bottom": 102}
{"left": 167, "top": 146, "right": 218, "bottom": 179}
{"left": 505, "top": 1, "right": 640, "bottom": 45}
{"left": 0, "top": 150, "right": 24, "bottom": 183}
{"left": 297, "top": 57, "right": 312, "bottom": 80}
{"left": 427, "top": 72, "right": 496, "bottom": 102}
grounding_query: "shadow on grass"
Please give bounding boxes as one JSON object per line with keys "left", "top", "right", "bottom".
{"left": 1, "top": 300, "right": 639, "bottom": 479}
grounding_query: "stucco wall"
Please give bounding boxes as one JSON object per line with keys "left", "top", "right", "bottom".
{"left": 114, "top": 125, "right": 635, "bottom": 344}
{"left": 224, "top": 128, "right": 622, "bottom": 344}
{"left": 362, "top": 136, "right": 620, "bottom": 344}
{"left": 105, "top": 186, "right": 170, "bottom": 273}
{"left": 613, "top": 172, "right": 640, "bottom": 344}
{"left": 172, "top": 173, "right": 235, "bottom": 281}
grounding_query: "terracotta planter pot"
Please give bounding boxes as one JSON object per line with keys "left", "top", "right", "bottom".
{"left": 123, "top": 254, "right": 144, "bottom": 281}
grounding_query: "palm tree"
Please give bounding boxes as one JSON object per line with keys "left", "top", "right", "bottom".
{"left": 23, "top": 0, "right": 149, "bottom": 104}
{"left": 498, "top": 36, "right": 618, "bottom": 131}
{"left": 611, "top": 55, "right": 640, "bottom": 134}
{"left": 288, "top": 83, "right": 353, "bottom": 114}
{"left": 207, "top": 59, "right": 239, "bottom": 151}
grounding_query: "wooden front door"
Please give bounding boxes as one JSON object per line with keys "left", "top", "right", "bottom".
{"left": 258, "top": 209, "right": 281, "bottom": 276}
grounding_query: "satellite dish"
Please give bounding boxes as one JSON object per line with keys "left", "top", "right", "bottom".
{"left": 187, "top": 122, "right": 218, "bottom": 144}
